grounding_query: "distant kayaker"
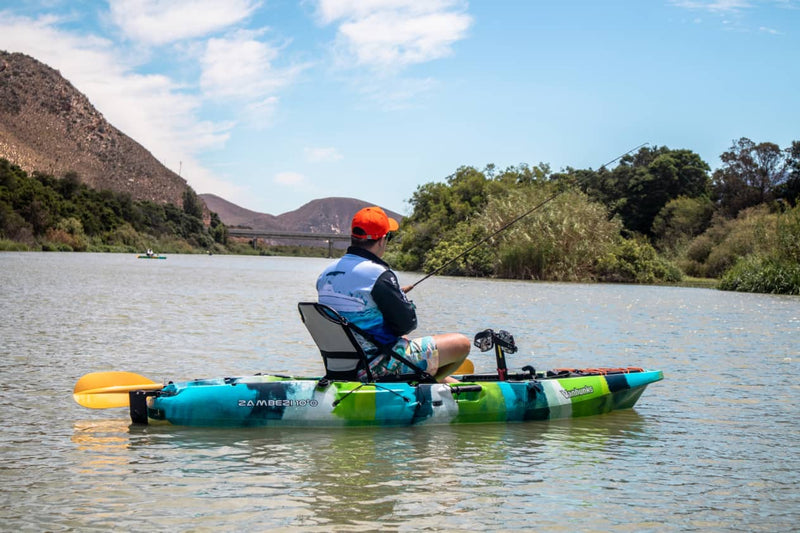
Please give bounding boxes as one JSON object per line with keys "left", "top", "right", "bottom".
{"left": 317, "top": 206, "right": 470, "bottom": 383}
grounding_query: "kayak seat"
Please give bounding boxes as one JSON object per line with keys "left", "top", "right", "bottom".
{"left": 298, "top": 302, "right": 435, "bottom": 384}
{"left": 298, "top": 302, "right": 374, "bottom": 382}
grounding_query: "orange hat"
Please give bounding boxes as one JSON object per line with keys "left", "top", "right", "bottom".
{"left": 351, "top": 206, "right": 399, "bottom": 240}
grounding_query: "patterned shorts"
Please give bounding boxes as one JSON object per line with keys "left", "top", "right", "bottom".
{"left": 364, "top": 336, "right": 439, "bottom": 379}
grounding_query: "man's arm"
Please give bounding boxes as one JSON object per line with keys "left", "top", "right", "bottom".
{"left": 372, "top": 270, "right": 417, "bottom": 336}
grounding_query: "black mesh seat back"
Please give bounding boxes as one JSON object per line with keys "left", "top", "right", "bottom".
{"left": 298, "top": 302, "right": 369, "bottom": 381}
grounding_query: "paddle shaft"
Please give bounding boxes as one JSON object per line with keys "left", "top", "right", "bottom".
{"left": 404, "top": 143, "right": 649, "bottom": 292}
{"left": 73, "top": 371, "right": 161, "bottom": 409}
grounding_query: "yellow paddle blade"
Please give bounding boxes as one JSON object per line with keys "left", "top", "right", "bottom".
{"left": 454, "top": 358, "right": 474, "bottom": 375}
{"left": 73, "top": 371, "right": 161, "bottom": 409}
{"left": 74, "top": 371, "right": 157, "bottom": 393}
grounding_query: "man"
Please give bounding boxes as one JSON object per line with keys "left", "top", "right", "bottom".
{"left": 317, "top": 206, "right": 471, "bottom": 383}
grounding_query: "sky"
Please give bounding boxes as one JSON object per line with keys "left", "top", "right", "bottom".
{"left": 0, "top": 1, "right": 798, "bottom": 216}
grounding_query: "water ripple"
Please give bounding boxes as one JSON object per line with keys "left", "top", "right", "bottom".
{"left": 1, "top": 253, "right": 798, "bottom": 531}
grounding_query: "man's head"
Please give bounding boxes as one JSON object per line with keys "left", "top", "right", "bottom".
{"left": 350, "top": 206, "right": 399, "bottom": 250}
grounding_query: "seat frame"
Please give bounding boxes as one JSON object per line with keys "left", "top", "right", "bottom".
{"left": 297, "top": 302, "right": 434, "bottom": 383}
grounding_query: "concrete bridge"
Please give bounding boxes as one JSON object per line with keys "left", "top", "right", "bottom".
{"left": 227, "top": 228, "right": 350, "bottom": 256}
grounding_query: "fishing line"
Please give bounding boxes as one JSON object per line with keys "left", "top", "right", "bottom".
{"left": 404, "top": 142, "right": 649, "bottom": 292}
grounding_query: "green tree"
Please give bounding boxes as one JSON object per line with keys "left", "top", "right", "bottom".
{"left": 418, "top": 220, "right": 495, "bottom": 277}
{"left": 499, "top": 162, "right": 552, "bottom": 185}
{"left": 0, "top": 157, "right": 222, "bottom": 253}
{"left": 652, "top": 196, "right": 715, "bottom": 252}
{"left": 775, "top": 141, "right": 800, "bottom": 206}
{"left": 395, "top": 166, "right": 494, "bottom": 271}
{"left": 576, "top": 146, "right": 710, "bottom": 236}
{"left": 712, "top": 137, "right": 789, "bottom": 217}
{"left": 209, "top": 211, "right": 228, "bottom": 244}
{"left": 0, "top": 199, "right": 31, "bottom": 242}
{"left": 57, "top": 171, "right": 81, "bottom": 199}
{"left": 182, "top": 187, "right": 204, "bottom": 219}
{"left": 618, "top": 148, "right": 710, "bottom": 235}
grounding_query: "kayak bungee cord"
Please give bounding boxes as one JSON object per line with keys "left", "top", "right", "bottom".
{"left": 404, "top": 142, "right": 649, "bottom": 293}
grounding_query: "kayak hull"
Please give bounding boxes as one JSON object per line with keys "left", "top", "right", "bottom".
{"left": 140, "top": 369, "right": 663, "bottom": 428}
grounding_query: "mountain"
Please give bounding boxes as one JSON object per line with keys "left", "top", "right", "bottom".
{"left": 0, "top": 50, "right": 402, "bottom": 234}
{"left": 200, "top": 193, "right": 404, "bottom": 233}
{"left": 0, "top": 51, "right": 189, "bottom": 206}
{"left": 199, "top": 193, "right": 283, "bottom": 230}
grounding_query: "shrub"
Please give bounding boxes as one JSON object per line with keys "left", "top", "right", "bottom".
{"left": 420, "top": 221, "right": 496, "bottom": 277}
{"left": 596, "top": 238, "right": 683, "bottom": 283}
{"left": 719, "top": 255, "right": 800, "bottom": 295}
{"left": 44, "top": 217, "right": 88, "bottom": 251}
{"left": 682, "top": 205, "right": 780, "bottom": 278}
{"left": 652, "top": 196, "right": 714, "bottom": 252}
{"left": 776, "top": 203, "right": 800, "bottom": 262}
{"left": 103, "top": 222, "right": 145, "bottom": 248}
{"left": 0, "top": 239, "right": 30, "bottom": 251}
{"left": 717, "top": 204, "right": 800, "bottom": 294}
{"left": 478, "top": 185, "right": 622, "bottom": 281}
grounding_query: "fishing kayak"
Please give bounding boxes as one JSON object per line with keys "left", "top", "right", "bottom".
{"left": 74, "top": 322, "right": 662, "bottom": 428}
{"left": 112, "top": 367, "right": 660, "bottom": 428}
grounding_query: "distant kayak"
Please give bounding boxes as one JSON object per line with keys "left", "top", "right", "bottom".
{"left": 137, "top": 254, "right": 166, "bottom": 259}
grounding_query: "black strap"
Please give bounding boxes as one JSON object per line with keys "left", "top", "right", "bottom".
{"left": 344, "top": 320, "right": 435, "bottom": 383}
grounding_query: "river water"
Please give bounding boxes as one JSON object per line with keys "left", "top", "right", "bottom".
{"left": 1, "top": 252, "right": 798, "bottom": 531}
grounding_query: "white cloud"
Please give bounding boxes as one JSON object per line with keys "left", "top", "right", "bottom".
{"left": 200, "top": 31, "right": 303, "bottom": 100}
{"left": 315, "top": 0, "right": 472, "bottom": 71}
{"left": 0, "top": 12, "right": 238, "bottom": 196}
{"left": 315, "top": 0, "right": 463, "bottom": 25}
{"left": 274, "top": 171, "right": 307, "bottom": 186}
{"left": 108, "top": 0, "right": 261, "bottom": 46}
{"left": 669, "top": 0, "right": 750, "bottom": 12}
{"left": 304, "top": 147, "right": 344, "bottom": 162}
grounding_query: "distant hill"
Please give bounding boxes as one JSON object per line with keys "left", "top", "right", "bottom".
{"left": 200, "top": 193, "right": 404, "bottom": 233}
{"left": 0, "top": 50, "right": 402, "bottom": 234}
{"left": 0, "top": 51, "right": 189, "bottom": 206}
{"left": 199, "top": 193, "right": 283, "bottom": 230}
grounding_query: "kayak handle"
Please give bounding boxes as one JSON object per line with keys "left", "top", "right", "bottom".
{"left": 449, "top": 385, "right": 483, "bottom": 394}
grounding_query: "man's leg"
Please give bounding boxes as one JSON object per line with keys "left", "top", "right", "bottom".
{"left": 432, "top": 333, "right": 471, "bottom": 381}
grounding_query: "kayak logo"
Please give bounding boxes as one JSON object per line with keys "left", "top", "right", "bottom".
{"left": 238, "top": 399, "right": 319, "bottom": 407}
{"left": 560, "top": 385, "right": 594, "bottom": 399}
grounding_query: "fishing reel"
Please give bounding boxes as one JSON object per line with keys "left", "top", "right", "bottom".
{"left": 474, "top": 329, "right": 517, "bottom": 381}
{"left": 473, "top": 329, "right": 517, "bottom": 353}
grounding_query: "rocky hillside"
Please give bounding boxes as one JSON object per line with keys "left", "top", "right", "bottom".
{"left": 0, "top": 51, "right": 189, "bottom": 206}
{"left": 201, "top": 194, "right": 404, "bottom": 233}
{"left": 0, "top": 50, "right": 401, "bottom": 234}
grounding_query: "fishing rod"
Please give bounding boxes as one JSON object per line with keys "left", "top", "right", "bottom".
{"left": 404, "top": 142, "right": 649, "bottom": 293}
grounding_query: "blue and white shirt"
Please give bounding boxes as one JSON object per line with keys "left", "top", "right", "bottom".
{"left": 317, "top": 247, "right": 416, "bottom": 346}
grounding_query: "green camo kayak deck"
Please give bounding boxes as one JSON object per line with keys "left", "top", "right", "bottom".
{"left": 133, "top": 368, "right": 663, "bottom": 428}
